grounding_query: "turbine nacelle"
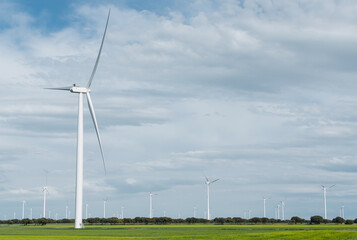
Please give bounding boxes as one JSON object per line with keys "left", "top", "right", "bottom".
{"left": 71, "top": 86, "right": 90, "bottom": 94}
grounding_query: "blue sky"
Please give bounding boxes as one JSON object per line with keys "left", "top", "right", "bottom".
{"left": 1, "top": 0, "right": 357, "bottom": 221}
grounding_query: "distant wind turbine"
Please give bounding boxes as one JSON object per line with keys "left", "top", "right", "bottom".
{"left": 277, "top": 203, "right": 280, "bottom": 219}
{"left": 149, "top": 192, "right": 158, "bottom": 218}
{"left": 321, "top": 184, "right": 335, "bottom": 219}
{"left": 22, "top": 200, "right": 25, "bottom": 219}
{"left": 281, "top": 201, "right": 285, "bottom": 220}
{"left": 45, "top": 10, "right": 110, "bottom": 229}
{"left": 205, "top": 177, "right": 219, "bottom": 220}
{"left": 104, "top": 198, "right": 108, "bottom": 218}
{"left": 263, "top": 197, "right": 271, "bottom": 218}
{"left": 340, "top": 205, "right": 344, "bottom": 219}
{"left": 42, "top": 186, "right": 48, "bottom": 218}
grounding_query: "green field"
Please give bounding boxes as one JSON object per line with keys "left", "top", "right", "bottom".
{"left": 0, "top": 224, "right": 357, "bottom": 239}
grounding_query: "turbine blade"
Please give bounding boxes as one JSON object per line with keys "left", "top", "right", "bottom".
{"left": 87, "top": 9, "right": 110, "bottom": 89}
{"left": 211, "top": 179, "right": 219, "bottom": 184}
{"left": 329, "top": 184, "right": 336, "bottom": 189}
{"left": 44, "top": 86, "right": 72, "bottom": 91}
{"left": 204, "top": 176, "right": 209, "bottom": 182}
{"left": 86, "top": 92, "right": 106, "bottom": 173}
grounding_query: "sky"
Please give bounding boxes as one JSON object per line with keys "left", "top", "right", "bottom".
{"left": 1, "top": 0, "right": 357, "bottom": 220}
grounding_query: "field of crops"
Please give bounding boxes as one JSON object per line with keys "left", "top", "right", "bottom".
{"left": 0, "top": 224, "right": 357, "bottom": 239}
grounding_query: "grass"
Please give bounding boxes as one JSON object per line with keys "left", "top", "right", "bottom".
{"left": 0, "top": 224, "right": 357, "bottom": 239}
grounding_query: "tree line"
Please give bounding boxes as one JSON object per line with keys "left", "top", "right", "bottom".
{"left": 1, "top": 216, "right": 356, "bottom": 226}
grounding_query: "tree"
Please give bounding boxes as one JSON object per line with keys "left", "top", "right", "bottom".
{"left": 21, "top": 218, "right": 31, "bottom": 226}
{"left": 186, "top": 217, "right": 198, "bottom": 224}
{"left": 310, "top": 216, "right": 323, "bottom": 224}
{"left": 249, "top": 217, "right": 262, "bottom": 224}
{"left": 213, "top": 217, "right": 225, "bottom": 225}
{"left": 107, "top": 217, "right": 120, "bottom": 225}
{"left": 35, "top": 218, "right": 48, "bottom": 226}
{"left": 232, "top": 217, "right": 244, "bottom": 224}
{"left": 345, "top": 220, "right": 354, "bottom": 225}
{"left": 261, "top": 217, "right": 269, "bottom": 224}
{"left": 291, "top": 216, "right": 305, "bottom": 224}
{"left": 332, "top": 217, "right": 345, "bottom": 224}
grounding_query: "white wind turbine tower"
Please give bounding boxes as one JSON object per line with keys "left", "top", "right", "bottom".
{"left": 22, "top": 200, "right": 25, "bottom": 219}
{"left": 104, "top": 199, "right": 108, "bottom": 218}
{"left": 149, "top": 192, "right": 158, "bottom": 218}
{"left": 263, "top": 197, "right": 270, "bottom": 218}
{"left": 321, "top": 184, "right": 335, "bottom": 219}
{"left": 341, "top": 205, "right": 345, "bottom": 219}
{"left": 281, "top": 201, "right": 285, "bottom": 220}
{"left": 277, "top": 203, "right": 280, "bottom": 219}
{"left": 46, "top": 10, "right": 110, "bottom": 229}
{"left": 42, "top": 186, "right": 48, "bottom": 218}
{"left": 205, "top": 177, "right": 219, "bottom": 220}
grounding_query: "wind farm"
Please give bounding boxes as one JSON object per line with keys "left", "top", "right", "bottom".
{"left": 2, "top": 0, "right": 357, "bottom": 239}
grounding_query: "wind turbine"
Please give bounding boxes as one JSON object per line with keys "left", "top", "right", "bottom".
{"left": 263, "top": 197, "right": 271, "bottom": 218}
{"left": 104, "top": 198, "right": 108, "bottom": 218}
{"left": 281, "top": 201, "right": 285, "bottom": 220}
{"left": 42, "top": 186, "right": 48, "bottom": 218}
{"left": 277, "top": 203, "right": 280, "bottom": 219}
{"left": 22, "top": 200, "right": 25, "bottom": 219}
{"left": 341, "top": 205, "right": 345, "bottom": 219}
{"left": 45, "top": 10, "right": 110, "bottom": 229}
{"left": 205, "top": 177, "right": 219, "bottom": 220}
{"left": 149, "top": 192, "right": 158, "bottom": 218}
{"left": 321, "top": 184, "right": 335, "bottom": 219}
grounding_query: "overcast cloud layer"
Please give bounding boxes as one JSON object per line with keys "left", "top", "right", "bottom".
{"left": 1, "top": 0, "right": 357, "bottom": 220}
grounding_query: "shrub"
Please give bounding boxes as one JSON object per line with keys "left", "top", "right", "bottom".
{"left": 291, "top": 216, "right": 305, "bottom": 224}
{"left": 345, "top": 220, "right": 354, "bottom": 225}
{"left": 310, "top": 216, "right": 323, "bottom": 224}
{"left": 332, "top": 217, "right": 345, "bottom": 224}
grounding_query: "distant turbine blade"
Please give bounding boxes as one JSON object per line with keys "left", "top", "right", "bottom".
{"left": 45, "top": 86, "right": 72, "bottom": 91}
{"left": 211, "top": 179, "right": 219, "bottom": 184}
{"left": 87, "top": 9, "right": 110, "bottom": 89}
{"left": 86, "top": 92, "right": 106, "bottom": 172}
{"left": 204, "top": 176, "right": 209, "bottom": 182}
{"left": 329, "top": 184, "right": 336, "bottom": 189}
